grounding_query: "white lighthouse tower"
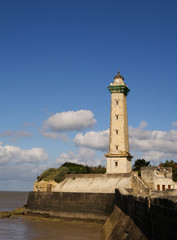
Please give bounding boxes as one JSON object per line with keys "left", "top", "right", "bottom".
{"left": 105, "top": 72, "right": 132, "bottom": 174}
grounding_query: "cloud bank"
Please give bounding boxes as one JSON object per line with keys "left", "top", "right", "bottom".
{"left": 72, "top": 121, "right": 177, "bottom": 162}
{"left": 1, "top": 119, "right": 177, "bottom": 188}
{"left": 129, "top": 121, "right": 177, "bottom": 161}
{"left": 0, "top": 143, "right": 49, "bottom": 182}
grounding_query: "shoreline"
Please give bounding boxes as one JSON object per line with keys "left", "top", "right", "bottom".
{"left": 0, "top": 207, "right": 104, "bottom": 224}
{"left": 0, "top": 207, "right": 28, "bottom": 218}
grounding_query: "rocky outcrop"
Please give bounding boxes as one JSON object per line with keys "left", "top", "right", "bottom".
{"left": 33, "top": 180, "right": 57, "bottom": 192}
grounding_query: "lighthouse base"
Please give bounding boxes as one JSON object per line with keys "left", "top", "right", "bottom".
{"left": 105, "top": 154, "right": 133, "bottom": 174}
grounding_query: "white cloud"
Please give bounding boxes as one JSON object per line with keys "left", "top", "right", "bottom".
{"left": 56, "top": 147, "right": 104, "bottom": 166}
{"left": 0, "top": 143, "right": 48, "bottom": 165}
{"left": 43, "top": 110, "right": 96, "bottom": 132}
{"left": 42, "top": 131, "right": 60, "bottom": 139}
{"left": 0, "top": 130, "right": 32, "bottom": 142}
{"left": 139, "top": 121, "right": 148, "bottom": 129}
{"left": 74, "top": 129, "right": 109, "bottom": 151}
{"left": 172, "top": 121, "right": 177, "bottom": 127}
{"left": 42, "top": 131, "right": 69, "bottom": 142}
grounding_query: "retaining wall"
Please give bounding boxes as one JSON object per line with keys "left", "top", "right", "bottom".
{"left": 26, "top": 191, "right": 115, "bottom": 221}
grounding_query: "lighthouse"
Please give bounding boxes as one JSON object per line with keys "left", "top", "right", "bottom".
{"left": 105, "top": 72, "right": 132, "bottom": 174}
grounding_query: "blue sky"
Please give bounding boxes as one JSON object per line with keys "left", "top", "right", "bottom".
{"left": 0, "top": 0, "right": 177, "bottom": 191}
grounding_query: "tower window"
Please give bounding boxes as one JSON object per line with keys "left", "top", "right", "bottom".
{"left": 115, "top": 161, "right": 118, "bottom": 167}
{"left": 116, "top": 145, "right": 118, "bottom": 150}
{"left": 116, "top": 100, "right": 119, "bottom": 105}
{"left": 115, "top": 115, "right": 119, "bottom": 120}
{"left": 116, "top": 130, "right": 118, "bottom": 135}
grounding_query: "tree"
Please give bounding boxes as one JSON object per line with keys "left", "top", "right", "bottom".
{"left": 132, "top": 159, "right": 150, "bottom": 176}
{"left": 159, "top": 160, "right": 177, "bottom": 182}
{"left": 61, "top": 162, "right": 91, "bottom": 174}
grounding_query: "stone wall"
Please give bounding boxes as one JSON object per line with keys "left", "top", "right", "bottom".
{"left": 26, "top": 191, "right": 115, "bottom": 221}
{"left": 26, "top": 189, "right": 177, "bottom": 239}
{"left": 114, "top": 189, "right": 177, "bottom": 240}
{"left": 101, "top": 205, "right": 148, "bottom": 240}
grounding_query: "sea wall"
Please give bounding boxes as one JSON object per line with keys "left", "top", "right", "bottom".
{"left": 26, "top": 190, "right": 177, "bottom": 239}
{"left": 111, "top": 189, "right": 177, "bottom": 240}
{"left": 26, "top": 191, "right": 115, "bottom": 221}
{"left": 101, "top": 205, "right": 148, "bottom": 240}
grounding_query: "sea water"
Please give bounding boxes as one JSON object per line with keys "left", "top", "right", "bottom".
{"left": 0, "top": 192, "right": 101, "bottom": 240}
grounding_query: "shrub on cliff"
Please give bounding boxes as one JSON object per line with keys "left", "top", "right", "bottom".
{"left": 37, "top": 162, "right": 106, "bottom": 183}
{"left": 61, "top": 162, "right": 91, "bottom": 174}
{"left": 37, "top": 168, "right": 57, "bottom": 182}
{"left": 61, "top": 162, "right": 106, "bottom": 174}
{"left": 53, "top": 167, "right": 69, "bottom": 183}
{"left": 37, "top": 167, "right": 69, "bottom": 183}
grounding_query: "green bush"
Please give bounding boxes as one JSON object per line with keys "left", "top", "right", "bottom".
{"left": 61, "top": 162, "right": 90, "bottom": 174}
{"left": 36, "top": 162, "right": 106, "bottom": 183}
{"left": 53, "top": 167, "right": 69, "bottom": 183}
{"left": 61, "top": 162, "right": 106, "bottom": 174}
{"left": 37, "top": 168, "right": 57, "bottom": 182}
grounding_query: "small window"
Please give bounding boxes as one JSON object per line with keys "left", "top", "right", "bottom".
{"left": 116, "top": 115, "right": 119, "bottom": 120}
{"left": 162, "top": 185, "right": 166, "bottom": 191}
{"left": 116, "top": 145, "right": 118, "bottom": 150}
{"left": 157, "top": 184, "right": 160, "bottom": 191}
{"left": 116, "top": 100, "right": 118, "bottom": 105}
{"left": 116, "top": 130, "right": 118, "bottom": 135}
{"left": 168, "top": 185, "right": 171, "bottom": 189}
{"left": 115, "top": 161, "right": 118, "bottom": 167}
